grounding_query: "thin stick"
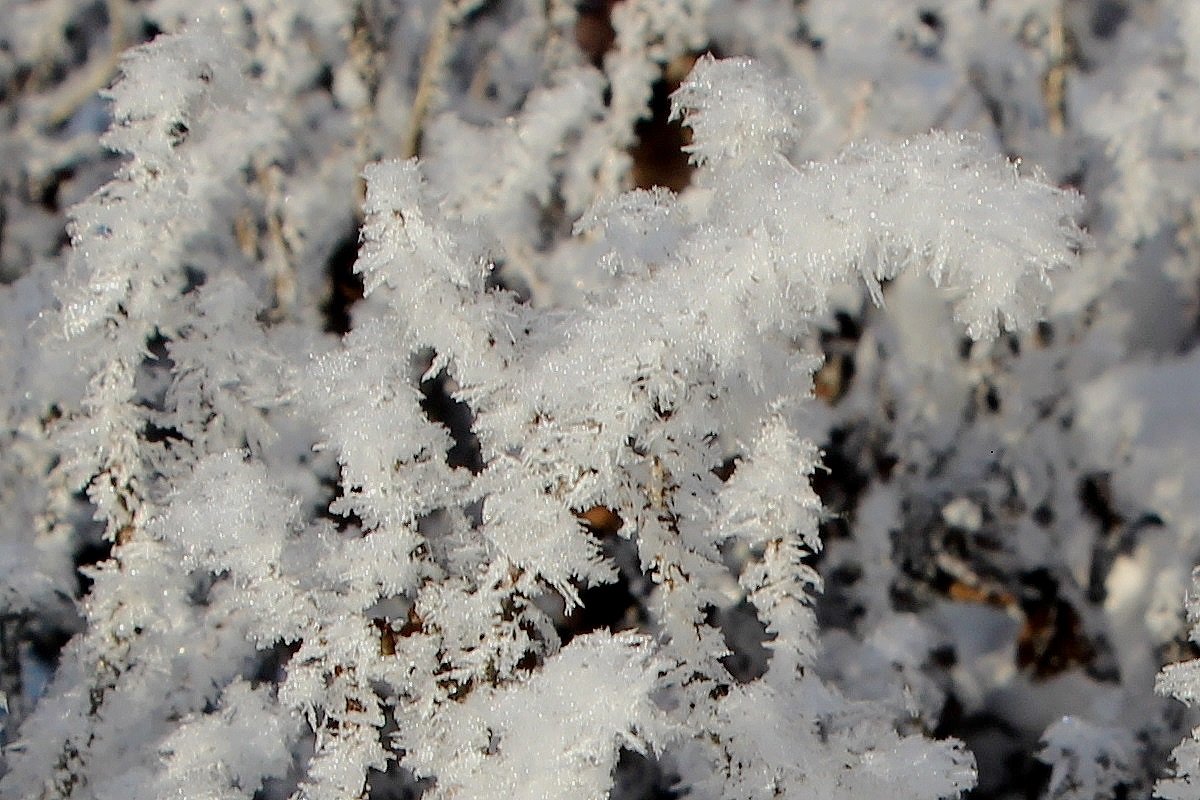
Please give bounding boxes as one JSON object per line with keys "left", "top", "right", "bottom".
{"left": 42, "top": 0, "right": 129, "bottom": 129}
{"left": 1044, "top": 2, "right": 1068, "bottom": 137}
{"left": 402, "top": 0, "right": 458, "bottom": 159}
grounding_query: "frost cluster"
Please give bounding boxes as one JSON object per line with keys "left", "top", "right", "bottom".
{"left": 0, "top": 2, "right": 1198, "bottom": 799}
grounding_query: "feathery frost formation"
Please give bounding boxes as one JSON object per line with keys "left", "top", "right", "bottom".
{"left": 8, "top": 2, "right": 1200, "bottom": 799}
{"left": 0, "top": 25, "right": 1085, "bottom": 800}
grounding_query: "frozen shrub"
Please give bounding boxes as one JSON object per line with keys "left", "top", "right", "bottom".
{"left": 4, "top": 2, "right": 1200, "bottom": 800}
